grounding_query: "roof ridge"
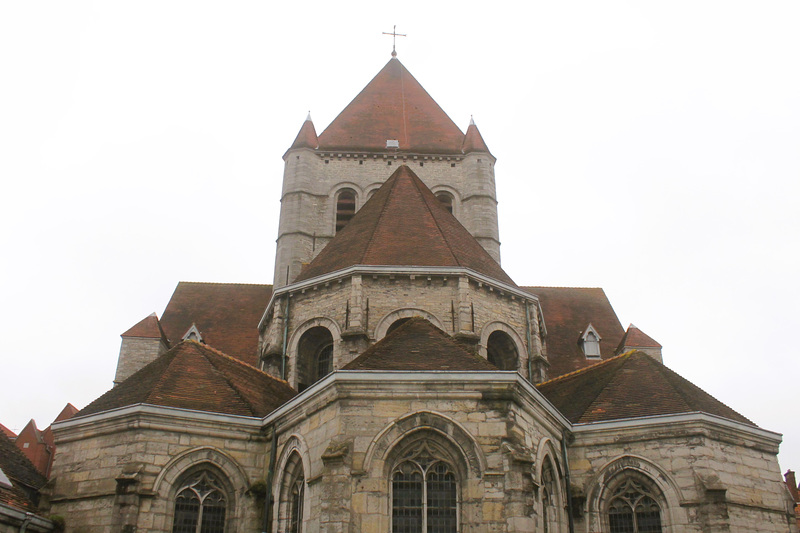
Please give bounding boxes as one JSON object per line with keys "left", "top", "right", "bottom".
{"left": 361, "top": 172, "right": 401, "bottom": 264}
{"left": 188, "top": 340, "right": 294, "bottom": 388}
{"left": 176, "top": 281, "right": 273, "bottom": 287}
{"left": 537, "top": 350, "right": 632, "bottom": 387}
{"left": 411, "top": 170, "right": 461, "bottom": 266}
{"left": 145, "top": 350, "right": 180, "bottom": 405}
{"left": 197, "top": 343, "right": 260, "bottom": 417}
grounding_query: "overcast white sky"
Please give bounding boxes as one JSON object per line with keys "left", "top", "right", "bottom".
{"left": 2, "top": 1, "right": 798, "bottom": 473}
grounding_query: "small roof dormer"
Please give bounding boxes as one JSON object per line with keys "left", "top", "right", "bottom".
{"left": 182, "top": 323, "right": 203, "bottom": 343}
{"left": 580, "top": 324, "right": 602, "bottom": 358}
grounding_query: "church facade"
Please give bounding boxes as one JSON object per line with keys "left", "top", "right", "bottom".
{"left": 45, "top": 54, "right": 796, "bottom": 533}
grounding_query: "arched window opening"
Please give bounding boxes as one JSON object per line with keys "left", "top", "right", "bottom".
{"left": 296, "top": 326, "right": 334, "bottom": 391}
{"left": 435, "top": 192, "right": 454, "bottom": 214}
{"left": 172, "top": 470, "right": 228, "bottom": 533}
{"left": 335, "top": 189, "right": 357, "bottom": 233}
{"left": 279, "top": 452, "right": 306, "bottom": 533}
{"left": 606, "top": 476, "right": 663, "bottom": 533}
{"left": 541, "top": 460, "right": 557, "bottom": 533}
{"left": 487, "top": 330, "right": 519, "bottom": 370}
{"left": 391, "top": 441, "right": 458, "bottom": 533}
{"left": 581, "top": 324, "right": 601, "bottom": 358}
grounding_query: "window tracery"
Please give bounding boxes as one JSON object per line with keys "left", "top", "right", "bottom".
{"left": 279, "top": 452, "right": 306, "bottom": 533}
{"left": 606, "top": 476, "right": 663, "bottom": 533}
{"left": 172, "top": 470, "right": 227, "bottom": 533}
{"left": 391, "top": 441, "right": 458, "bottom": 533}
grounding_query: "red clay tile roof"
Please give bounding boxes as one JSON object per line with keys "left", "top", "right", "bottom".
{"left": 0, "top": 431, "right": 46, "bottom": 512}
{"left": 0, "top": 423, "right": 15, "bottom": 440}
{"left": 616, "top": 324, "right": 662, "bottom": 352}
{"left": 461, "top": 119, "right": 491, "bottom": 154}
{"left": 343, "top": 317, "right": 497, "bottom": 371}
{"left": 317, "top": 58, "right": 466, "bottom": 154}
{"left": 523, "top": 287, "right": 625, "bottom": 378}
{"left": 78, "top": 341, "right": 296, "bottom": 418}
{"left": 286, "top": 114, "right": 318, "bottom": 154}
{"left": 159, "top": 282, "right": 273, "bottom": 367}
{"left": 296, "top": 165, "right": 515, "bottom": 285}
{"left": 537, "top": 351, "right": 754, "bottom": 426}
{"left": 121, "top": 313, "right": 168, "bottom": 345}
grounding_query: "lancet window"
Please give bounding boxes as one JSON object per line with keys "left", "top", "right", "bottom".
{"left": 391, "top": 441, "right": 458, "bottom": 533}
{"left": 279, "top": 452, "right": 306, "bottom": 533}
{"left": 172, "top": 470, "right": 228, "bottom": 533}
{"left": 606, "top": 476, "right": 663, "bottom": 533}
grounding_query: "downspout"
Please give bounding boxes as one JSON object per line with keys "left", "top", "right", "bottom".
{"left": 281, "top": 296, "right": 290, "bottom": 381}
{"left": 525, "top": 301, "right": 533, "bottom": 382}
{"left": 263, "top": 424, "right": 279, "bottom": 533}
{"left": 19, "top": 512, "right": 32, "bottom": 533}
{"left": 561, "top": 430, "right": 575, "bottom": 533}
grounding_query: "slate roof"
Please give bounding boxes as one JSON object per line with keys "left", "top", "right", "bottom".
{"left": 616, "top": 324, "right": 662, "bottom": 351}
{"left": 296, "top": 165, "right": 515, "bottom": 285}
{"left": 317, "top": 57, "right": 466, "bottom": 154}
{"left": 159, "top": 282, "right": 273, "bottom": 367}
{"left": 523, "top": 287, "right": 625, "bottom": 378}
{"left": 0, "top": 431, "right": 46, "bottom": 512}
{"left": 343, "top": 317, "right": 497, "bottom": 371}
{"left": 537, "top": 351, "right": 754, "bottom": 426}
{"left": 78, "top": 341, "right": 296, "bottom": 419}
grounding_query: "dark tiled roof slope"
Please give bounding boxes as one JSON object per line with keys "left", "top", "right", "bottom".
{"left": 523, "top": 287, "right": 625, "bottom": 378}
{"left": 616, "top": 325, "right": 662, "bottom": 351}
{"left": 0, "top": 432, "right": 46, "bottom": 512}
{"left": 78, "top": 341, "right": 296, "bottom": 418}
{"left": 0, "top": 423, "right": 16, "bottom": 439}
{"left": 343, "top": 318, "right": 497, "bottom": 371}
{"left": 537, "top": 351, "right": 754, "bottom": 426}
{"left": 296, "top": 165, "right": 515, "bottom": 285}
{"left": 317, "top": 57, "right": 466, "bottom": 154}
{"left": 160, "top": 282, "right": 273, "bottom": 367}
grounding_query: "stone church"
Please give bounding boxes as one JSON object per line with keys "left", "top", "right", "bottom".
{"left": 45, "top": 53, "right": 796, "bottom": 533}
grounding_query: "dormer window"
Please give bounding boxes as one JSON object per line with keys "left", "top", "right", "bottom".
{"left": 581, "top": 324, "right": 601, "bottom": 358}
{"left": 182, "top": 324, "right": 203, "bottom": 343}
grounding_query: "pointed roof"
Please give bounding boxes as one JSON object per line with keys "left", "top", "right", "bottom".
{"left": 537, "top": 351, "right": 754, "bottom": 426}
{"left": 0, "top": 423, "right": 16, "bottom": 440}
{"left": 343, "top": 317, "right": 497, "bottom": 371}
{"left": 616, "top": 324, "right": 662, "bottom": 352}
{"left": 461, "top": 118, "right": 491, "bottom": 154}
{"left": 285, "top": 113, "right": 318, "bottom": 154}
{"left": 295, "top": 165, "right": 515, "bottom": 285}
{"left": 121, "top": 313, "right": 169, "bottom": 346}
{"left": 317, "top": 58, "right": 466, "bottom": 154}
{"left": 0, "top": 432, "right": 46, "bottom": 512}
{"left": 78, "top": 341, "right": 296, "bottom": 419}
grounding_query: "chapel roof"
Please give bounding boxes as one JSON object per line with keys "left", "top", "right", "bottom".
{"left": 0, "top": 431, "right": 46, "bottom": 512}
{"left": 537, "top": 350, "right": 754, "bottom": 426}
{"left": 159, "top": 282, "right": 273, "bottom": 367}
{"left": 121, "top": 313, "right": 169, "bottom": 345}
{"left": 616, "top": 324, "right": 662, "bottom": 351}
{"left": 343, "top": 317, "right": 498, "bottom": 371}
{"left": 295, "top": 165, "right": 515, "bottom": 285}
{"left": 316, "top": 57, "right": 466, "bottom": 154}
{"left": 523, "top": 286, "right": 625, "bottom": 378}
{"left": 78, "top": 341, "right": 296, "bottom": 419}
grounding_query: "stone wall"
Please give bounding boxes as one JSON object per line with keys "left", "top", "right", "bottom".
{"left": 47, "top": 408, "right": 267, "bottom": 533}
{"left": 113, "top": 336, "right": 167, "bottom": 385}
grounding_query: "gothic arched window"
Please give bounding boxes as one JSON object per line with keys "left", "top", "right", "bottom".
{"left": 335, "top": 189, "right": 357, "bottom": 233}
{"left": 172, "top": 470, "right": 228, "bottom": 533}
{"left": 540, "top": 459, "right": 557, "bottom": 533}
{"left": 279, "top": 452, "right": 306, "bottom": 533}
{"left": 606, "top": 476, "right": 663, "bottom": 533}
{"left": 391, "top": 441, "right": 458, "bottom": 533}
{"left": 486, "top": 330, "right": 519, "bottom": 370}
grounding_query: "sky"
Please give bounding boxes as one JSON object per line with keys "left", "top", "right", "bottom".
{"left": 1, "top": 2, "right": 798, "bottom": 473}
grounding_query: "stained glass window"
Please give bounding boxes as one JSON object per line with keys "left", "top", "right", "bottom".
{"left": 172, "top": 471, "right": 227, "bottom": 533}
{"left": 607, "top": 478, "right": 662, "bottom": 533}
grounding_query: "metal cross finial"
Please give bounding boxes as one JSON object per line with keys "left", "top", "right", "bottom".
{"left": 382, "top": 25, "right": 407, "bottom": 57}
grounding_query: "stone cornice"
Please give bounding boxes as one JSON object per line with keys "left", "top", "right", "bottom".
{"left": 259, "top": 266, "right": 537, "bottom": 330}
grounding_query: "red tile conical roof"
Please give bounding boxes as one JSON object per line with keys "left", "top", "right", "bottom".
{"left": 537, "top": 351, "right": 753, "bottom": 426}
{"left": 461, "top": 118, "right": 491, "bottom": 154}
{"left": 286, "top": 113, "right": 318, "bottom": 154}
{"left": 317, "top": 58, "right": 465, "bottom": 154}
{"left": 616, "top": 324, "right": 662, "bottom": 352}
{"left": 295, "top": 165, "right": 515, "bottom": 285}
{"left": 343, "top": 317, "right": 498, "bottom": 371}
{"left": 78, "top": 341, "right": 296, "bottom": 418}
{"left": 121, "top": 313, "right": 168, "bottom": 343}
